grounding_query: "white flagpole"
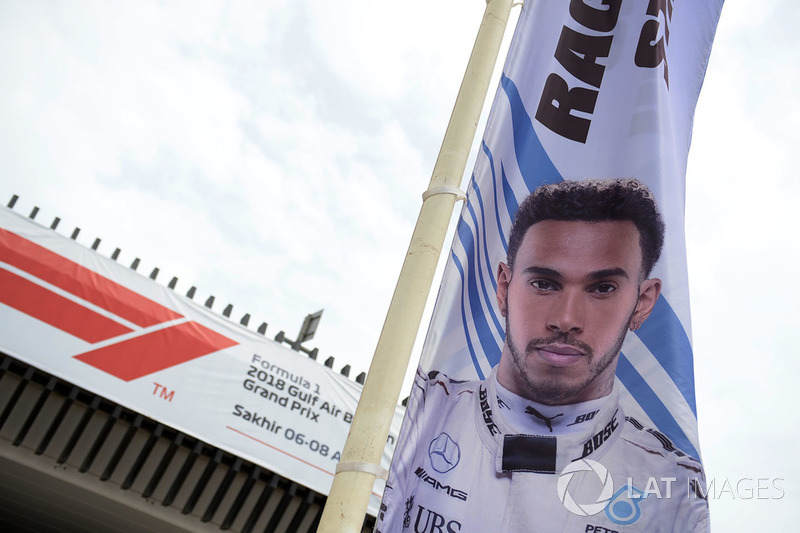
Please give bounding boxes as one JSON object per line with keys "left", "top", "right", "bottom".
{"left": 317, "top": 1, "right": 513, "bottom": 531}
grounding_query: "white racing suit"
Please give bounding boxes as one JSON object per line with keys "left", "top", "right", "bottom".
{"left": 376, "top": 368, "right": 709, "bottom": 533}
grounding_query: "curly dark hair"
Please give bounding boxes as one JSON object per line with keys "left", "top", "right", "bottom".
{"left": 507, "top": 179, "right": 665, "bottom": 278}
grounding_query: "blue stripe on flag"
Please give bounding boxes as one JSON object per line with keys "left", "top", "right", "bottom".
{"left": 451, "top": 251, "right": 486, "bottom": 380}
{"left": 500, "top": 74, "right": 562, "bottom": 190}
{"left": 464, "top": 189, "right": 505, "bottom": 339}
{"left": 637, "top": 298, "right": 698, "bottom": 415}
{"left": 467, "top": 176, "right": 497, "bottom": 296}
{"left": 481, "top": 141, "right": 510, "bottom": 254}
{"left": 456, "top": 220, "right": 503, "bottom": 369}
{"left": 500, "top": 162, "right": 519, "bottom": 229}
{"left": 617, "top": 353, "right": 699, "bottom": 460}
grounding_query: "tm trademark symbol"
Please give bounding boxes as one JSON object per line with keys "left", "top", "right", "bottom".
{"left": 152, "top": 382, "right": 175, "bottom": 402}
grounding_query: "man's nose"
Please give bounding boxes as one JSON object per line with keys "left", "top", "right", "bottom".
{"left": 546, "top": 290, "right": 584, "bottom": 333}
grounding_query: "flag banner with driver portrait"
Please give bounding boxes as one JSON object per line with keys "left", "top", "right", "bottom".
{"left": 378, "top": 1, "right": 723, "bottom": 531}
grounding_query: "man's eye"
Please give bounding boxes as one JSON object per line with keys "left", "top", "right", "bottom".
{"left": 593, "top": 283, "right": 617, "bottom": 294}
{"left": 531, "top": 280, "right": 554, "bottom": 290}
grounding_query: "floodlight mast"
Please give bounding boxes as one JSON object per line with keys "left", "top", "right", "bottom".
{"left": 292, "top": 309, "right": 323, "bottom": 350}
{"left": 317, "top": 1, "right": 514, "bottom": 531}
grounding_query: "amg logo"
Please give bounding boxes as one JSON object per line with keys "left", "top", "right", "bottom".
{"left": 479, "top": 386, "right": 499, "bottom": 436}
{"left": 414, "top": 467, "right": 468, "bottom": 501}
{"left": 579, "top": 411, "right": 619, "bottom": 458}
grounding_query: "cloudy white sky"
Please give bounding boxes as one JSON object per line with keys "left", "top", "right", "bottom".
{"left": 0, "top": 0, "right": 797, "bottom": 529}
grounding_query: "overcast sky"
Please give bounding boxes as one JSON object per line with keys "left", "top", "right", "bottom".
{"left": 0, "top": 0, "right": 797, "bottom": 529}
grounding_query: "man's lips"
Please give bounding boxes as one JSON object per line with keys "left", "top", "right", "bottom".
{"left": 535, "top": 344, "right": 585, "bottom": 367}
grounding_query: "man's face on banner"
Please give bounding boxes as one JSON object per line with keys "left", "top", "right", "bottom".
{"left": 496, "top": 220, "right": 660, "bottom": 405}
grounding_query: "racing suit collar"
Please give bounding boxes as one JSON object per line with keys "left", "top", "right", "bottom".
{"left": 474, "top": 366, "right": 624, "bottom": 475}
{"left": 494, "top": 377, "right": 610, "bottom": 436}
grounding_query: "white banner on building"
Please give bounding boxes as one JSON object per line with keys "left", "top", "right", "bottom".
{"left": 421, "top": 0, "right": 723, "bottom": 460}
{"left": 0, "top": 206, "right": 402, "bottom": 513}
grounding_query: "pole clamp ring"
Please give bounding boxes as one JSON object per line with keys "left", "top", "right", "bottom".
{"left": 422, "top": 185, "right": 467, "bottom": 203}
{"left": 335, "top": 461, "right": 389, "bottom": 480}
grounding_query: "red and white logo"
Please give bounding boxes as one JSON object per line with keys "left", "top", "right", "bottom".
{"left": 0, "top": 227, "right": 237, "bottom": 381}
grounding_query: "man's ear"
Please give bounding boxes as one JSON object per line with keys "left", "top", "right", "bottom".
{"left": 497, "top": 262, "right": 511, "bottom": 317}
{"left": 630, "top": 278, "right": 662, "bottom": 331}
